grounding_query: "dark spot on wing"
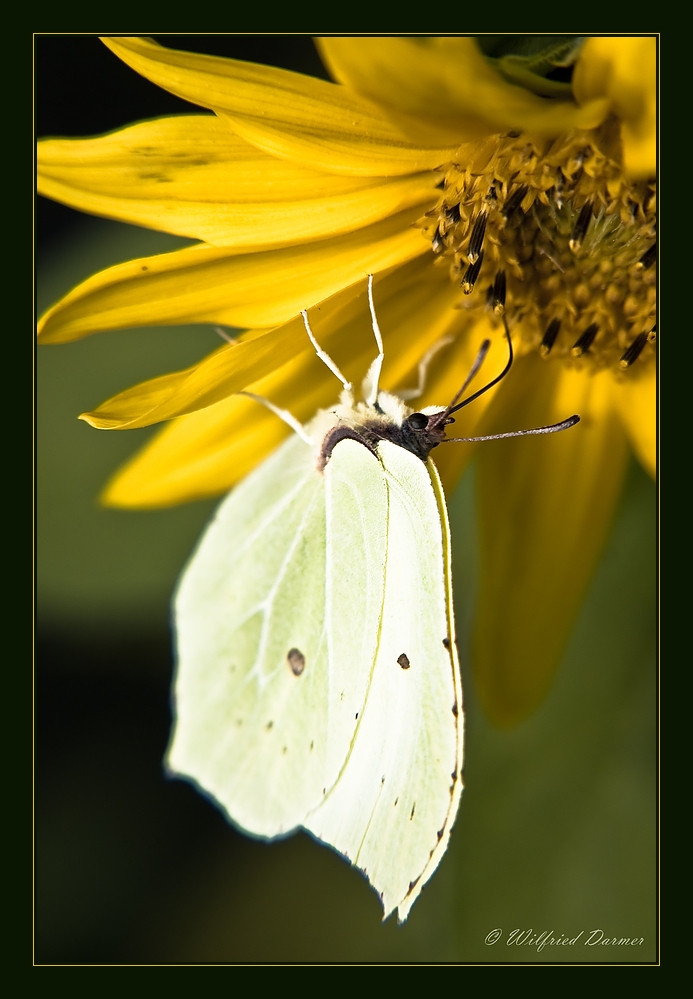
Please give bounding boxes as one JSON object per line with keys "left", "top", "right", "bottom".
{"left": 442, "top": 637, "right": 450, "bottom": 649}
{"left": 381, "top": 775, "right": 385, "bottom": 785}
{"left": 408, "top": 875, "right": 420, "bottom": 893}
{"left": 266, "top": 721, "right": 274, "bottom": 731}
{"left": 310, "top": 740, "right": 314, "bottom": 751}
{"left": 287, "top": 648, "right": 305, "bottom": 676}
{"left": 410, "top": 803, "right": 416, "bottom": 820}
{"left": 452, "top": 702, "right": 459, "bottom": 717}
{"left": 437, "top": 826, "right": 445, "bottom": 840}
{"left": 397, "top": 653, "right": 411, "bottom": 670}
{"left": 355, "top": 712, "right": 359, "bottom": 719}
{"left": 451, "top": 769, "right": 457, "bottom": 782}
{"left": 394, "top": 797, "right": 399, "bottom": 807}
{"left": 340, "top": 691, "right": 344, "bottom": 701}
{"left": 141, "top": 265, "right": 148, "bottom": 271}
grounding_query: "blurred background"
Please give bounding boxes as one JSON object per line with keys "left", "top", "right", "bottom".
{"left": 36, "top": 36, "right": 657, "bottom": 963}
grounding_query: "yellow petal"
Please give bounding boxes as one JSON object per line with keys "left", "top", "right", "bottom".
{"left": 317, "top": 37, "right": 609, "bottom": 141}
{"left": 38, "top": 116, "right": 438, "bottom": 248}
{"left": 472, "top": 355, "right": 630, "bottom": 726}
{"left": 101, "top": 37, "right": 458, "bottom": 177}
{"left": 612, "top": 367, "right": 656, "bottom": 478}
{"left": 83, "top": 266, "right": 400, "bottom": 429}
{"left": 101, "top": 257, "right": 497, "bottom": 506}
{"left": 37, "top": 206, "right": 429, "bottom": 344}
{"left": 573, "top": 37, "right": 656, "bottom": 179}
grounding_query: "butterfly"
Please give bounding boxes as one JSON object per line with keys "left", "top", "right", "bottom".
{"left": 167, "top": 275, "right": 578, "bottom": 922}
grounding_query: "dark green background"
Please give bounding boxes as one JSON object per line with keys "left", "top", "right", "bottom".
{"left": 36, "top": 36, "right": 657, "bottom": 964}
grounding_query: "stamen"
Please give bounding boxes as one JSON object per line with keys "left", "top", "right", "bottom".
{"left": 420, "top": 130, "right": 656, "bottom": 374}
{"left": 431, "top": 225, "right": 445, "bottom": 254}
{"left": 647, "top": 324, "right": 657, "bottom": 344}
{"left": 539, "top": 318, "right": 561, "bottom": 357}
{"left": 619, "top": 331, "right": 649, "bottom": 368}
{"left": 445, "top": 203, "right": 461, "bottom": 224}
{"left": 569, "top": 202, "right": 593, "bottom": 252}
{"left": 492, "top": 270, "right": 506, "bottom": 315}
{"left": 502, "top": 185, "right": 528, "bottom": 219}
{"left": 571, "top": 322, "right": 599, "bottom": 357}
{"left": 538, "top": 246, "right": 565, "bottom": 273}
{"left": 461, "top": 250, "right": 484, "bottom": 295}
{"left": 468, "top": 212, "right": 487, "bottom": 264}
{"left": 637, "top": 243, "right": 656, "bottom": 270}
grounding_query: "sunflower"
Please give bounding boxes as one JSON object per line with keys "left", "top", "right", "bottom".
{"left": 37, "top": 35, "right": 656, "bottom": 726}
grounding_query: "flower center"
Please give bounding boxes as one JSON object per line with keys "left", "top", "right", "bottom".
{"left": 419, "top": 121, "right": 656, "bottom": 373}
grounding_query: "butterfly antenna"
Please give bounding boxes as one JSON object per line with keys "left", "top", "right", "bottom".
{"left": 428, "top": 314, "right": 514, "bottom": 433}
{"left": 364, "top": 274, "right": 385, "bottom": 407}
{"left": 441, "top": 413, "right": 580, "bottom": 444}
{"left": 451, "top": 314, "right": 515, "bottom": 415}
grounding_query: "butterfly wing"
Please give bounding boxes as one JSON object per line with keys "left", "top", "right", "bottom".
{"left": 168, "top": 433, "right": 388, "bottom": 837}
{"left": 305, "top": 440, "right": 464, "bottom": 921}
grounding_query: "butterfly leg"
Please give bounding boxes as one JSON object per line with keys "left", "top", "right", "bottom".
{"left": 237, "top": 391, "right": 313, "bottom": 445}
{"left": 363, "top": 274, "right": 385, "bottom": 407}
{"left": 301, "top": 310, "right": 353, "bottom": 395}
{"left": 396, "top": 336, "right": 456, "bottom": 402}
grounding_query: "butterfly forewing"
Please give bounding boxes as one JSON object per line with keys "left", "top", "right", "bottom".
{"left": 168, "top": 433, "right": 388, "bottom": 837}
{"left": 305, "top": 441, "right": 463, "bottom": 920}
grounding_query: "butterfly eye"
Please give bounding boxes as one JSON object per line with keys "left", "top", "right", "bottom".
{"left": 407, "top": 412, "right": 429, "bottom": 430}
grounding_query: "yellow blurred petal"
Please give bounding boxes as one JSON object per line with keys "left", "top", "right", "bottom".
{"left": 37, "top": 207, "right": 428, "bottom": 344}
{"left": 612, "top": 368, "right": 656, "bottom": 478}
{"left": 101, "top": 37, "right": 458, "bottom": 177}
{"left": 573, "top": 37, "right": 656, "bottom": 179}
{"left": 38, "top": 116, "right": 438, "bottom": 248}
{"left": 317, "top": 37, "right": 609, "bottom": 141}
{"left": 102, "top": 363, "right": 319, "bottom": 508}
{"left": 473, "top": 355, "right": 630, "bottom": 726}
{"left": 101, "top": 257, "right": 494, "bottom": 506}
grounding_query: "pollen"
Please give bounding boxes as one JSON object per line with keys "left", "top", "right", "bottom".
{"left": 419, "top": 123, "right": 656, "bottom": 374}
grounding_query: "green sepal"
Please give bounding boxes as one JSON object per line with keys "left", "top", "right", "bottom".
{"left": 476, "top": 35, "right": 585, "bottom": 97}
